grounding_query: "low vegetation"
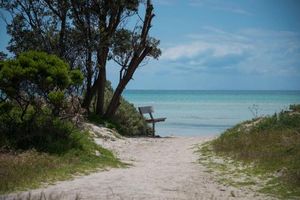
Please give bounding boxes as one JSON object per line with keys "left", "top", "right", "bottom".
{"left": 88, "top": 82, "right": 150, "bottom": 137}
{"left": 199, "top": 104, "right": 300, "bottom": 199}
{"left": 0, "top": 52, "right": 122, "bottom": 194}
{"left": 0, "top": 137, "right": 121, "bottom": 194}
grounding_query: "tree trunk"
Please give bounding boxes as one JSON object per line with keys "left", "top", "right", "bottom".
{"left": 58, "top": 14, "right": 66, "bottom": 57}
{"left": 95, "top": 65, "right": 106, "bottom": 115}
{"left": 82, "top": 50, "right": 93, "bottom": 112}
{"left": 104, "top": 0, "right": 155, "bottom": 118}
{"left": 104, "top": 80, "right": 125, "bottom": 118}
{"left": 104, "top": 48, "right": 152, "bottom": 118}
{"left": 95, "top": 47, "right": 108, "bottom": 116}
{"left": 82, "top": 11, "right": 93, "bottom": 112}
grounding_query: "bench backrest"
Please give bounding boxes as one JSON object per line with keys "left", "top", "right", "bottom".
{"left": 138, "top": 106, "right": 154, "bottom": 114}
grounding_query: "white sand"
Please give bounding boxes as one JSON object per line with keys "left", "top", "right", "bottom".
{"left": 2, "top": 125, "right": 274, "bottom": 200}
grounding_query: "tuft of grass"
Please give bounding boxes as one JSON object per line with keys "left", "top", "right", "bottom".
{"left": 203, "top": 104, "right": 300, "bottom": 199}
{"left": 0, "top": 130, "right": 122, "bottom": 194}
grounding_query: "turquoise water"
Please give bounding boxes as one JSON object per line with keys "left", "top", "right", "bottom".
{"left": 123, "top": 90, "right": 300, "bottom": 136}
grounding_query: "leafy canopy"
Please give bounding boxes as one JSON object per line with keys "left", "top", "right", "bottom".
{"left": 0, "top": 51, "right": 83, "bottom": 115}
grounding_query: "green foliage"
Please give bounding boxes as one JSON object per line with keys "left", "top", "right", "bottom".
{"left": 48, "top": 91, "right": 65, "bottom": 110}
{"left": 0, "top": 51, "right": 84, "bottom": 153}
{"left": 88, "top": 81, "right": 150, "bottom": 136}
{"left": 290, "top": 104, "right": 300, "bottom": 112}
{"left": 211, "top": 105, "right": 300, "bottom": 197}
{"left": 110, "top": 28, "right": 161, "bottom": 67}
{"left": 105, "top": 82, "right": 150, "bottom": 136}
{"left": 0, "top": 105, "right": 72, "bottom": 153}
{"left": 69, "top": 69, "right": 84, "bottom": 85}
{"left": 0, "top": 51, "right": 82, "bottom": 102}
{"left": 113, "top": 98, "right": 150, "bottom": 136}
{"left": 0, "top": 51, "right": 82, "bottom": 115}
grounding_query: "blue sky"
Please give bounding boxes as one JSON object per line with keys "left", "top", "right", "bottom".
{"left": 1, "top": 0, "right": 300, "bottom": 90}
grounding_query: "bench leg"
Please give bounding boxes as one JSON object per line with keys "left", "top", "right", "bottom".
{"left": 152, "top": 122, "right": 155, "bottom": 137}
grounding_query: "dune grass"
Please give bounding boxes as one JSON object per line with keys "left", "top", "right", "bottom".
{"left": 200, "top": 104, "right": 300, "bottom": 199}
{"left": 0, "top": 130, "right": 122, "bottom": 194}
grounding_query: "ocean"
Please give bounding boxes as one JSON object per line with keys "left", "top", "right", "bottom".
{"left": 123, "top": 90, "right": 300, "bottom": 136}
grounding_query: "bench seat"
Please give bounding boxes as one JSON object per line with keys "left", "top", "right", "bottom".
{"left": 138, "top": 106, "right": 166, "bottom": 137}
{"left": 145, "top": 118, "right": 166, "bottom": 123}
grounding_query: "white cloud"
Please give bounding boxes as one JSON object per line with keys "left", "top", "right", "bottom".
{"left": 161, "top": 43, "right": 206, "bottom": 60}
{"left": 188, "top": 0, "right": 253, "bottom": 16}
{"left": 160, "top": 27, "right": 300, "bottom": 76}
{"left": 161, "top": 27, "right": 252, "bottom": 61}
{"left": 161, "top": 41, "right": 250, "bottom": 60}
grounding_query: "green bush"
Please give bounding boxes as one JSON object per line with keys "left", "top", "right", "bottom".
{"left": 88, "top": 82, "right": 150, "bottom": 136}
{"left": 0, "top": 51, "right": 84, "bottom": 153}
{"left": 106, "top": 82, "right": 150, "bottom": 136}
{"left": 290, "top": 104, "right": 300, "bottom": 112}
{"left": 0, "top": 103, "right": 81, "bottom": 154}
{"left": 0, "top": 51, "right": 83, "bottom": 116}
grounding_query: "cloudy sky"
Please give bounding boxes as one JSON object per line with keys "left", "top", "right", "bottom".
{"left": 1, "top": 0, "right": 300, "bottom": 90}
{"left": 114, "top": 0, "right": 300, "bottom": 90}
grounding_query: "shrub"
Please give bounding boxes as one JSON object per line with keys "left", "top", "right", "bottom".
{"left": 88, "top": 82, "right": 150, "bottom": 136}
{"left": 0, "top": 51, "right": 84, "bottom": 152}
{"left": 290, "top": 104, "right": 300, "bottom": 112}
{"left": 0, "top": 51, "right": 83, "bottom": 117}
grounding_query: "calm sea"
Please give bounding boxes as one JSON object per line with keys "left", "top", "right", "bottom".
{"left": 123, "top": 90, "right": 300, "bottom": 136}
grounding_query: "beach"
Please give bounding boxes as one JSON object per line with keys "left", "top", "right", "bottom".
{"left": 3, "top": 130, "right": 274, "bottom": 200}
{"left": 124, "top": 90, "right": 300, "bottom": 136}
{"left": 1, "top": 0, "right": 299, "bottom": 198}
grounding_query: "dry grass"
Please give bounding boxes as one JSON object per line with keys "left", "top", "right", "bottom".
{"left": 0, "top": 150, "right": 56, "bottom": 192}
{"left": 0, "top": 147, "right": 121, "bottom": 194}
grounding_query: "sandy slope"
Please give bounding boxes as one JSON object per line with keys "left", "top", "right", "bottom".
{"left": 3, "top": 132, "right": 274, "bottom": 199}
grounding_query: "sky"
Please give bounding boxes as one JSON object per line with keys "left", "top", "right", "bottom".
{"left": 1, "top": 0, "right": 300, "bottom": 90}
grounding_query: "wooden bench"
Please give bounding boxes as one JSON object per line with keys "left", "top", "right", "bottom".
{"left": 138, "top": 106, "right": 166, "bottom": 137}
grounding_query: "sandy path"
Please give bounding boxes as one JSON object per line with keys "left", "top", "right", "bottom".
{"left": 3, "top": 137, "right": 272, "bottom": 200}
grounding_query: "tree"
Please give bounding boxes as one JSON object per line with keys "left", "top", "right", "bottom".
{"left": 0, "top": 0, "right": 84, "bottom": 93}
{"left": 1, "top": 0, "right": 160, "bottom": 118}
{"left": 71, "top": 0, "right": 141, "bottom": 115}
{"left": 1, "top": 0, "right": 69, "bottom": 57}
{"left": 105, "top": 0, "right": 161, "bottom": 118}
